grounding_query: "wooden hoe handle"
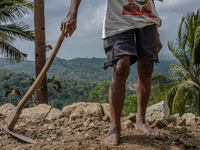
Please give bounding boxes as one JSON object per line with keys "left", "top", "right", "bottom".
{"left": 6, "top": 34, "right": 64, "bottom": 130}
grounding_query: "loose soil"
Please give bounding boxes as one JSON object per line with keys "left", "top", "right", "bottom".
{"left": 0, "top": 113, "right": 200, "bottom": 150}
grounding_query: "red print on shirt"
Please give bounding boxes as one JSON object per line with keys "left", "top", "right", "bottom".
{"left": 122, "top": 0, "right": 157, "bottom": 18}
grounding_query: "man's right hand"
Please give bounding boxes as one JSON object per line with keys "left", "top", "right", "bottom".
{"left": 60, "top": 13, "right": 77, "bottom": 39}
{"left": 60, "top": 0, "right": 82, "bottom": 39}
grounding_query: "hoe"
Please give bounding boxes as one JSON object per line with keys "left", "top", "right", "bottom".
{"left": 3, "top": 33, "right": 64, "bottom": 143}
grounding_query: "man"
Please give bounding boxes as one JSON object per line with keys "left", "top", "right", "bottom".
{"left": 123, "top": 0, "right": 140, "bottom": 12}
{"left": 141, "top": 0, "right": 153, "bottom": 13}
{"left": 61, "top": 0, "right": 163, "bottom": 146}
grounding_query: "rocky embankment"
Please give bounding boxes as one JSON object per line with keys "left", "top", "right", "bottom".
{"left": 0, "top": 101, "right": 200, "bottom": 150}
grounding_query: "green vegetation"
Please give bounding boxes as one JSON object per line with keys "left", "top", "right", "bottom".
{"left": 123, "top": 94, "right": 137, "bottom": 116}
{"left": 0, "top": 0, "right": 34, "bottom": 63}
{"left": 0, "top": 56, "right": 178, "bottom": 111}
{"left": 0, "top": 57, "right": 177, "bottom": 83}
{"left": 27, "top": 76, "right": 62, "bottom": 107}
{"left": 0, "top": 69, "right": 30, "bottom": 106}
{"left": 89, "top": 81, "right": 137, "bottom": 115}
{"left": 47, "top": 79, "right": 97, "bottom": 109}
{"left": 89, "top": 81, "right": 110, "bottom": 103}
{"left": 0, "top": 68, "right": 96, "bottom": 109}
{"left": 2, "top": 2, "right": 198, "bottom": 117}
{"left": 151, "top": 9, "right": 200, "bottom": 115}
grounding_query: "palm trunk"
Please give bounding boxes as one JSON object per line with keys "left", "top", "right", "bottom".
{"left": 34, "top": 0, "right": 48, "bottom": 104}
{"left": 196, "top": 64, "right": 200, "bottom": 116}
{"left": 198, "top": 90, "right": 200, "bottom": 116}
{"left": 196, "top": 64, "right": 200, "bottom": 81}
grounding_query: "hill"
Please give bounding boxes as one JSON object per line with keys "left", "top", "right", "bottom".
{"left": 0, "top": 57, "right": 178, "bottom": 83}
{"left": 0, "top": 68, "right": 97, "bottom": 109}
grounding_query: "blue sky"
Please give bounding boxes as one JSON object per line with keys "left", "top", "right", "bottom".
{"left": 13, "top": 0, "right": 200, "bottom": 61}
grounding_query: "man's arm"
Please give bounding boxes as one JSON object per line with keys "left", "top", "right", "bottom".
{"left": 152, "top": 0, "right": 162, "bottom": 53}
{"left": 61, "top": 0, "right": 82, "bottom": 39}
{"left": 156, "top": 29, "right": 162, "bottom": 53}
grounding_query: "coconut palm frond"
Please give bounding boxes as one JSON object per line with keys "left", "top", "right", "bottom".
{"left": 0, "top": 31, "right": 15, "bottom": 43}
{"left": 177, "top": 16, "right": 187, "bottom": 50}
{"left": 153, "top": 9, "right": 200, "bottom": 115}
{"left": 171, "top": 80, "right": 196, "bottom": 113}
{"left": 193, "top": 26, "right": 200, "bottom": 64}
{"left": 165, "top": 85, "right": 179, "bottom": 113}
{"left": 184, "top": 12, "right": 195, "bottom": 51}
{"left": 169, "top": 64, "right": 188, "bottom": 80}
{"left": 0, "top": 0, "right": 34, "bottom": 63}
{"left": 0, "top": 0, "right": 34, "bottom": 23}
{"left": 0, "top": 23, "right": 34, "bottom": 42}
{"left": 168, "top": 41, "right": 195, "bottom": 80}
{"left": 184, "top": 79, "right": 200, "bottom": 89}
{"left": 176, "top": 79, "right": 199, "bottom": 113}
{"left": 0, "top": 41, "right": 27, "bottom": 63}
{"left": 194, "top": 9, "right": 200, "bottom": 29}
{"left": 152, "top": 75, "right": 181, "bottom": 104}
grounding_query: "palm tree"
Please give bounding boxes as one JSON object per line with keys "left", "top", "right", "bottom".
{"left": 151, "top": 9, "right": 200, "bottom": 115}
{"left": 0, "top": 0, "right": 34, "bottom": 63}
{"left": 34, "top": 0, "right": 48, "bottom": 104}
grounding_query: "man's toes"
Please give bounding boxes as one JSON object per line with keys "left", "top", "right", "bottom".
{"left": 101, "top": 139, "right": 106, "bottom": 144}
{"left": 109, "top": 141, "right": 118, "bottom": 146}
{"left": 111, "top": 143, "right": 118, "bottom": 146}
{"left": 147, "top": 131, "right": 159, "bottom": 139}
{"left": 101, "top": 138, "right": 118, "bottom": 146}
{"left": 147, "top": 133, "right": 155, "bottom": 139}
{"left": 101, "top": 139, "right": 107, "bottom": 144}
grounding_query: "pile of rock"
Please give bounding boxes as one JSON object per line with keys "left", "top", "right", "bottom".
{"left": 0, "top": 101, "right": 200, "bottom": 149}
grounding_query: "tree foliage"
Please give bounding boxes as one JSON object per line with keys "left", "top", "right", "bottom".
{"left": 151, "top": 9, "right": 200, "bottom": 115}
{"left": 0, "top": 0, "right": 34, "bottom": 63}
{"left": 0, "top": 57, "right": 177, "bottom": 83}
{"left": 123, "top": 94, "right": 137, "bottom": 116}
{"left": 89, "top": 81, "right": 110, "bottom": 103}
{"left": 0, "top": 68, "right": 98, "bottom": 109}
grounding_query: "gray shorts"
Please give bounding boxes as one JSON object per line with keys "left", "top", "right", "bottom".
{"left": 103, "top": 24, "right": 159, "bottom": 69}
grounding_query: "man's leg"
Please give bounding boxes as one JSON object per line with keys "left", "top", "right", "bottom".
{"left": 135, "top": 60, "right": 159, "bottom": 138}
{"left": 101, "top": 55, "right": 130, "bottom": 146}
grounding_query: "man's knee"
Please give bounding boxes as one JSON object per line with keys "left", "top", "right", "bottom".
{"left": 113, "top": 60, "right": 130, "bottom": 81}
{"left": 138, "top": 61, "right": 154, "bottom": 78}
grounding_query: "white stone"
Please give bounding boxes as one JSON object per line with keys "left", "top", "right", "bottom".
{"left": 0, "top": 103, "right": 15, "bottom": 116}
{"left": 122, "top": 120, "right": 133, "bottom": 128}
{"left": 101, "top": 103, "right": 124, "bottom": 119}
{"left": 156, "top": 119, "right": 168, "bottom": 128}
{"left": 169, "top": 113, "right": 181, "bottom": 123}
{"left": 181, "top": 113, "right": 196, "bottom": 126}
{"left": 21, "top": 104, "right": 63, "bottom": 121}
{"left": 62, "top": 102, "right": 103, "bottom": 120}
{"left": 83, "top": 118, "right": 91, "bottom": 127}
{"left": 145, "top": 101, "right": 170, "bottom": 123}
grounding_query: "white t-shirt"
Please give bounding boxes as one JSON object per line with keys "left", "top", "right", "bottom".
{"left": 102, "top": 0, "right": 162, "bottom": 39}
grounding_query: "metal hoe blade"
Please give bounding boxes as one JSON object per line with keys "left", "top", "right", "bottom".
{"left": 3, "top": 126, "right": 36, "bottom": 144}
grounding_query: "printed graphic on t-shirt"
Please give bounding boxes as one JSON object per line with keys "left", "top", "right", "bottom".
{"left": 123, "top": 0, "right": 157, "bottom": 18}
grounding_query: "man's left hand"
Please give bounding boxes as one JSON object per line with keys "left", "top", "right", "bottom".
{"left": 156, "top": 30, "right": 162, "bottom": 54}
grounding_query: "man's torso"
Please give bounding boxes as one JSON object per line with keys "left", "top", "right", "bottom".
{"left": 102, "top": 0, "right": 162, "bottom": 39}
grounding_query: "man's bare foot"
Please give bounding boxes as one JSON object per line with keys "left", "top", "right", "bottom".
{"left": 135, "top": 122, "right": 159, "bottom": 139}
{"left": 101, "top": 127, "right": 120, "bottom": 146}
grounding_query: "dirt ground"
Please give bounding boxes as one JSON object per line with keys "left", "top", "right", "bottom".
{"left": 0, "top": 113, "right": 200, "bottom": 150}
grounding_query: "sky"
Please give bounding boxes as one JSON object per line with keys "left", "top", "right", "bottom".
{"left": 13, "top": 0, "right": 200, "bottom": 61}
